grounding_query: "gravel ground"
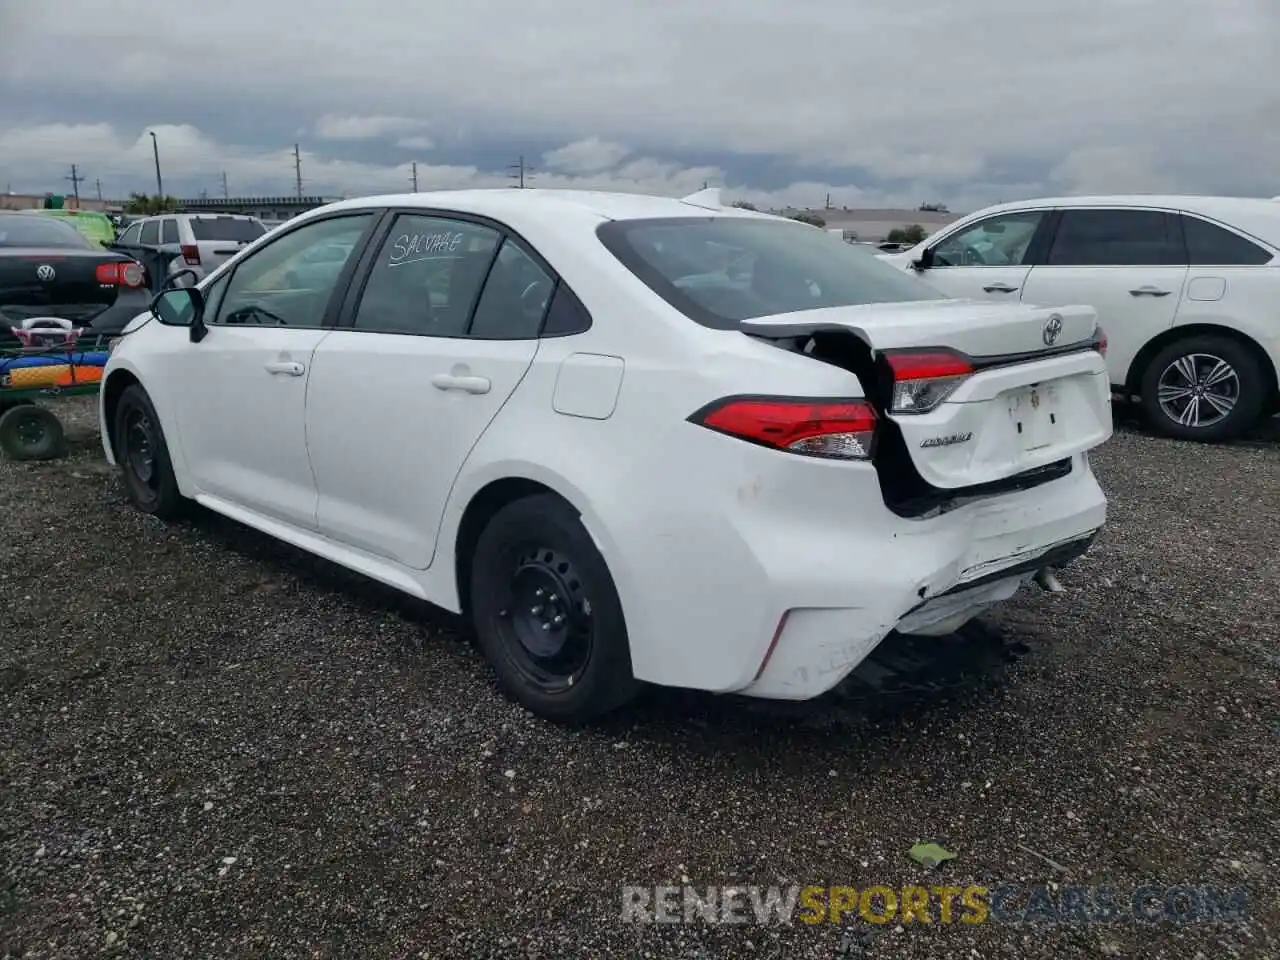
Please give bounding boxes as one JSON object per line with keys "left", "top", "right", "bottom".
{"left": 1, "top": 399, "right": 1277, "bottom": 960}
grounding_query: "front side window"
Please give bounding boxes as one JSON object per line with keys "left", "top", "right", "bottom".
{"left": 213, "top": 214, "right": 372, "bottom": 327}
{"left": 117, "top": 223, "right": 141, "bottom": 246}
{"left": 597, "top": 216, "right": 944, "bottom": 330}
{"left": 931, "top": 211, "right": 1045, "bottom": 267}
{"left": 351, "top": 214, "right": 500, "bottom": 337}
{"left": 139, "top": 220, "right": 159, "bottom": 245}
{"left": 1180, "top": 215, "right": 1273, "bottom": 266}
{"left": 1047, "top": 209, "right": 1183, "bottom": 267}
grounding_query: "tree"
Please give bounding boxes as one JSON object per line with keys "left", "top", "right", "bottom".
{"left": 886, "top": 223, "right": 928, "bottom": 245}
{"left": 788, "top": 211, "right": 826, "bottom": 228}
{"left": 731, "top": 200, "right": 757, "bottom": 211}
{"left": 123, "top": 192, "right": 179, "bottom": 215}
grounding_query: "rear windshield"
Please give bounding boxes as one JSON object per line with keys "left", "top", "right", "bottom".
{"left": 597, "top": 216, "right": 945, "bottom": 329}
{"left": 190, "top": 217, "right": 267, "bottom": 242}
{"left": 0, "top": 214, "right": 92, "bottom": 248}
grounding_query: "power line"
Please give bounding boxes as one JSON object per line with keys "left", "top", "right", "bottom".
{"left": 293, "top": 144, "right": 304, "bottom": 199}
{"left": 508, "top": 155, "right": 534, "bottom": 189}
{"left": 64, "top": 164, "right": 86, "bottom": 203}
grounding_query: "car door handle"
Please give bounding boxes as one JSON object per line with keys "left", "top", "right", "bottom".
{"left": 264, "top": 360, "right": 305, "bottom": 376}
{"left": 1130, "top": 286, "right": 1172, "bottom": 297}
{"left": 982, "top": 282, "right": 1019, "bottom": 293}
{"left": 431, "top": 374, "right": 491, "bottom": 395}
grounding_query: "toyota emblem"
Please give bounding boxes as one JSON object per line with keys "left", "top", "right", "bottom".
{"left": 1042, "top": 313, "right": 1063, "bottom": 346}
{"left": 36, "top": 264, "right": 56, "bottom": 282}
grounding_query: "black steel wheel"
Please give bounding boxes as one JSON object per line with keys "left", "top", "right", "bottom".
{"left": 113, "top": 384, "right": 187, "bottom": 518}
{"left": 0, "top": 404, "right": 65, "bottom": 461}
{"left": 470, "top": 494, "right": 639, "bottom": 722}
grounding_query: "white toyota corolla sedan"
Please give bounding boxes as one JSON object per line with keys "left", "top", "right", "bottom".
{"left": 100, "top": 188, "right": 1113, "bottom": 721}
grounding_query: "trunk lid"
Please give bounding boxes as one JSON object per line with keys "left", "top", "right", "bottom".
{"left": 742, "top": 299, "right": 1112, "bottom": 490}
{"left": 0, "top": 247, "right": 126, "bottom": 323}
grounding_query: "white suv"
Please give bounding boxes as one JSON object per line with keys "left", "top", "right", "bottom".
{"left": 880, "top": 196, "right": 1280, "bottom": 441}
{"left": 113, "top": 213, "right": 268, "bottom": 289}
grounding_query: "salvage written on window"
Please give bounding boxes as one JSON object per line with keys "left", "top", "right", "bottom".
{"left": 388, "top": 231, "right": 466, "bottom": 267}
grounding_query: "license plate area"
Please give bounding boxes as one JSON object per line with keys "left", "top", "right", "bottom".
{"left": 1007, "top": 383, "right": 1062, "bottom": 451}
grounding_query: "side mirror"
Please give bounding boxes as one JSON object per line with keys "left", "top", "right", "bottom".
{"left": 165, "top": 268, "right": 199, "bottom": 289}
{"left": 913, "top": 246, "right": 935, "bottom": 271}
{"left": 150, "top": 286, "right": 208, "bottom": 343}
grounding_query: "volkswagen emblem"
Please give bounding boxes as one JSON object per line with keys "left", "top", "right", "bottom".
{"left": 1042, "top": 313, "right": 1063, "bottom": 346}
{"left": 35, "top": 264, "right": 56, "bottom": 282}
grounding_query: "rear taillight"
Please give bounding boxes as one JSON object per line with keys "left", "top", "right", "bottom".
{"left": 95, "top": 261, "right": 146, "bottom": 288}
{"left": 691, "top": 397, "right": 877, "bottom": 460}
{"left": 884, "top": 349, "right": 974, "bottom": 415}
{"left": 1095, "top": 328, "right": 1108, "bottom": 357}
{"left": 181, "top": 244, "right": 201, "bottom": 265}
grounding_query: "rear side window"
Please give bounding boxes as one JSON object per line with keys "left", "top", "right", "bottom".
{"left": 139, "top": 220, "right": 159, "bottom": 245}
{"left": 1180, "top": 216, "right": 1273, "bottom": 266}
{"left": 0, "top": 214, "right": 90, "bottom": 248}
{"left": 1047, "top": 210, "right": 1182, "bottom": 266}
{"left": 597, "top": 216, "right": 945, "bottom": 330}
{"left": 351, "top": 214, "right": 500, "bottom": 337}
{"left": 160, "top": 219, "right": 179, "bottom": 244}
{"left": 467, "top": 239, "right": 555, "bottom": 339}
{"left": 189, "top": 217, "right": 267, "bottom": 242}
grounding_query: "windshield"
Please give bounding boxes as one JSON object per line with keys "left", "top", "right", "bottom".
{"left": 0, "top": 214, "right": 92, "bottom": 248}
{"left": 190, "top": 217, "right": 267, "bottom": 242}
{"left": 597, "top": 216, "right": 945, "bottom": 329}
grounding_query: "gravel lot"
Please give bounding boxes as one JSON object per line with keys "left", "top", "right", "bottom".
{"left": 2, "top": 399, "right": 1277, "bottom": 959}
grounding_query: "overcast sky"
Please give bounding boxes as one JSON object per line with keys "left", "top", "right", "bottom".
{"left": 2, "top": 0, "right": 1277, "bottom": 211}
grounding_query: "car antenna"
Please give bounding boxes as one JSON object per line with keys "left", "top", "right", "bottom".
{"left": 679, "top": 186, "right": 722, "bottom": 211}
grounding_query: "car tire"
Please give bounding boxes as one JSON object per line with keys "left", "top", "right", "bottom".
{"left": 1139, "top": 335, "right": 1266, "bottom": 443}
{"left": 469, "top": 494, "right": 640, "bottom": 722}
{"left": 0, "top": 404, "right": 66, "bottom": 461}
{"left": 113, "top": 384, "right": 187, "bottom": 519}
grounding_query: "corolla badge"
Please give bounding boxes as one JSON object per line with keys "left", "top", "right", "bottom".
{"left": 36, "top": 264, "right": 56, "bottom": 281}
{"left": 1042, "top": 313, "right": 1063, "bottom": 346}
{"left": 920, "top": 432, "right": 973, "bottom": 449}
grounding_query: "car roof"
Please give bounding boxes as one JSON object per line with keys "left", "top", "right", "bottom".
{"left": 970, "top": 195, "right": 1280, "bottom": 247}
{"left": 318, "top": 188, "right": 768, "bottom": 226}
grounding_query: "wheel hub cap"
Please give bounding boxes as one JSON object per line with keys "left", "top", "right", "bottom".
{"left": 1156, "top": 353, "right": 1239, "bottom": 428}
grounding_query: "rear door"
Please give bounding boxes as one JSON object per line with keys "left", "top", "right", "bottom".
{"left": 1020, "top": 208, "right": 1188, "bottom": 387}
{"left": 915, "top": 209, "right": 1052, "bottom": 302}
{"left": 306, "top": 211, "right": 547, "bottom": 569}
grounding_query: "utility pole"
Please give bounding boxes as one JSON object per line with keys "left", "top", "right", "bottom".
{"left": 825, "top": 192, "right": 832, "bottom": 210}
{"left": 293, "top": 144, "right": 304, "bottom": 199}
{"left": 95, "top": 178, "right": 103, "bottom": 202}
{"left": 508, "top": 155, "right": 533, "bottom": 189}
{"left": 149, "top": 131, "right": 163, "bottom": 198}
{"left": 65, "top": 164, "right": 86, "bottom": 204}
{"left": 411, "top": 161, "right": 418, "bottom": 192}
{"left": 221, "top": 170, "right": 229, "bottom": 200}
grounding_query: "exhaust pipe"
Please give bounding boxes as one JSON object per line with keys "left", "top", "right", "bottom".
{"left": 1034, "top": 567, "right": 1065, "bottom": 593}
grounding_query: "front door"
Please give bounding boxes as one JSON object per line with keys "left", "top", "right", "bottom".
{"left": 917, "top": 209, "right": 1051, "bottom": 303}
{"left": 1020, "top": 208, "right": 1187, "bottom": 385}
{"left": 307, "top": 213, "right": 551, "bottom": 569}
{"left": 163, "top": 212, "right": 376, "bottom": 530}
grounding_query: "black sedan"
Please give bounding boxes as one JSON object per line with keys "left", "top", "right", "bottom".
{"left": 0, "top": 212, "right": 152, "bottom": 337}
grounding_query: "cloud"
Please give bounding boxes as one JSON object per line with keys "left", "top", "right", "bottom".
{"left": 543, "top": 138, "right": 631, "bottom": 175}
{"left": 396, "top": 135, "right": 435, "bottom": 151}
{"left": 3, "top": 0, "right": 1277, "bottom": 208}
{"left": 314, "top": 115, "right": 428, "bottom": 140}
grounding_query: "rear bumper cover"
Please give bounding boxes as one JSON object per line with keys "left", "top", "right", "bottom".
{"left": 733, "top": 460, "right": 1105, "bottom": 701}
